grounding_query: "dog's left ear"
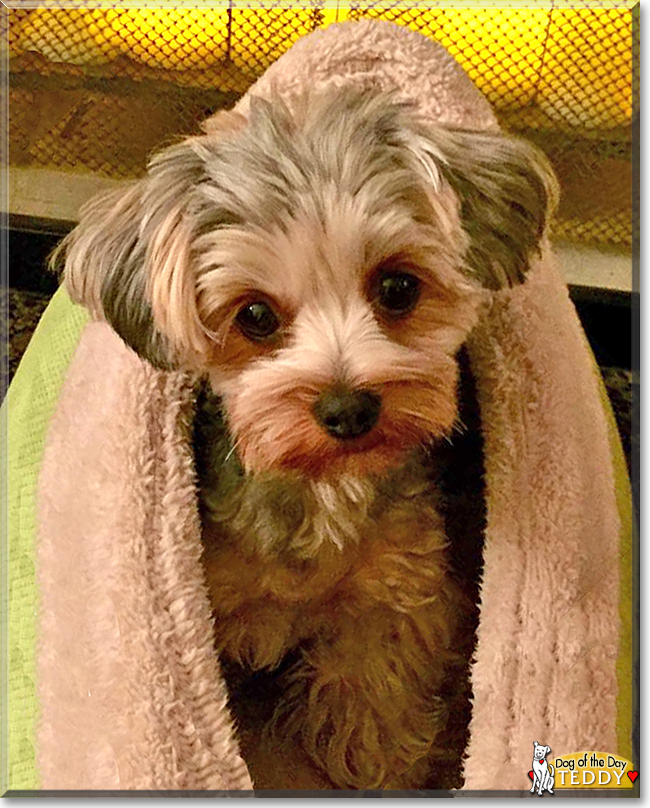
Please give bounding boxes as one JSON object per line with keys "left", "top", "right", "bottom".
{"left": 408, "top": 126, "right": 559, "bottom": 290}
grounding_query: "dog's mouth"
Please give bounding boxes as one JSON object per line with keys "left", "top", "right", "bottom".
{"left": 327, "top": 428, "right": 385, "bottom": 453}
{"left": 275, "top": 424, "right": 418, "bottom": 480}
{"left": 226, "top": 380, "right": 454, "bottom": 480}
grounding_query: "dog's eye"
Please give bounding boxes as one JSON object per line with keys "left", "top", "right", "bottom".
{"left": 376, "top": 271, "right": 421, "bottom": 317}
{"left": 235, "top": 301, "right": 280, "bottom": 341}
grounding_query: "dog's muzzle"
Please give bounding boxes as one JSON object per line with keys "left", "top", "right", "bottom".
{"left": 313, "top": 387, "right": 382, "bottom": 441}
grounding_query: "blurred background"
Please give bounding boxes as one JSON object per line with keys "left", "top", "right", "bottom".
{"left": 5, "top": 2, "right": 638, "bottom": 243}
{"left": 5, "top": 2, "right": 636, "bottom": 248}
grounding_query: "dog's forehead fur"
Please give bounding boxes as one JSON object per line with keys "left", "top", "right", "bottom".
{"left": 188, "top": 89, "right": 467, "bottom": 326}
{"left": 194, "top": 89, "right": 442, "bottom": 229}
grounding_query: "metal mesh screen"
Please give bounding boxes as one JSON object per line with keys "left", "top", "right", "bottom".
{"left": 6, "top": 3, "right": 636, "bottom": 249}
{"left": 7, "top": 4, "right": 325, "bottom": 179}
{"left": 343, "top": 2, "right": 635, "bottom": 249}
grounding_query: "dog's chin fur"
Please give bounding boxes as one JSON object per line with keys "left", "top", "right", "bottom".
{"left": 57, "top": 83, "right": 558, "bottom": 789}
{"left": 218, "top": 368, "right": 461, "bottom": 480}
{"left": 194, "top": 386, "right": 444, "bottom": 560}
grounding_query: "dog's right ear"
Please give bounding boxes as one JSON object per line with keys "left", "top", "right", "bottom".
{"left": 53, "top": 182, "right": 164, "bottom": 369}
{"left": 53, "top": 112, "right": 246, "bottom": 371}
{"left": 53, "top": 142, "right": 208, "bottom": 370}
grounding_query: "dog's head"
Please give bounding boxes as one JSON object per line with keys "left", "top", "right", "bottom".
{"left": 533, "top": 742, "right": 551, "bottom": 761}
{"left": 56, "top": 86, "right": 557, "bottom": 479}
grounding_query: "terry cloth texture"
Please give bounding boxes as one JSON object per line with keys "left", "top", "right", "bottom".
{"left": 5, "top": 19, "right": 632, "bottom": 792}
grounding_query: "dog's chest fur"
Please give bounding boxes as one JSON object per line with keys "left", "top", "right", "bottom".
{"left": 192, "top": 383, "right": 453, "bottom": 664}
{"left": 190, "top": 353, "right": 485, "bottom": 788}
{"left": 193, "top": 383, "right": 443, "bottom": 561}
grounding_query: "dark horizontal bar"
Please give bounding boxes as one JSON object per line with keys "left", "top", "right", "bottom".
{"left": 2, "top": 221, "right": 635, "bottom": 370}
{"left": 2, "top": 787, "right": 636, "bottom": 798}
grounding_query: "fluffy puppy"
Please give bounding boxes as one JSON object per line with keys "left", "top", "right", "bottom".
{"left": 55, "top": 86, "right": 557, "bottom": 790}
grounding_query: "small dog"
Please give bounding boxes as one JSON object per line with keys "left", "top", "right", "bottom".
{"left": 56, "top": 86, "right": 557, "bottom": 789}
{"left": 531, "top": 742, "right": 555, "bottom": 795}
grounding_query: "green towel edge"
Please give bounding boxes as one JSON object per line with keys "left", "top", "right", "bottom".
{"left": 3, "top": 288, "right": 88, "bottom": 793}
{"left": 597, "top": 378, "right": 635, "bottom": 765}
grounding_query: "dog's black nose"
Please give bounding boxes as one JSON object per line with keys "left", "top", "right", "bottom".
{"left": 313, "top": 387, "right": 382, "bottom": 440}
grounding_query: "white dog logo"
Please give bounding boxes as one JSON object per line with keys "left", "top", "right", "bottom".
{"left": 530, "top": 741, "right": 555, "bottom": 795}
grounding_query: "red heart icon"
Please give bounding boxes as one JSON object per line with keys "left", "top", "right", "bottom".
{"left": 628, "top": 771, "right": 638, "bottom": 783}
{"left": 528, "top": 771, "right": 534, "bottom": 780}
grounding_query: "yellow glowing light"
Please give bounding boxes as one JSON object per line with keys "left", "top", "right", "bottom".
{"left": 104, "top": 8, "right": 317, "bottom": 74}
{"left": 16, "top": 6, "right": 632, "bottom": 129}
{"left": 406, "top": 9, "right": 551, "bottom": 110}
{"left": 320, "top": 7, "right": 631, "bottom": 126}
{"left": 317, "top": 7, "right": 549, "bottom": 108}
{"left": 229, "top": 8, "right": 320, "bottom": 74}
{"left": 537, "top": 9, "right": 632, "bottom": 128}
{"left": 19, "top": 7, "right": 122, "bottom": 65}
{"left": 319, "top": 7, "right": 352, "bottom": 29}
{"left": 104, "top": 8, "right": 229, "bottom": 71}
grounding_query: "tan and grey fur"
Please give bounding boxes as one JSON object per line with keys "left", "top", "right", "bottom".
{"left": 55, "top": 86, "right": 557, "bottom": 789}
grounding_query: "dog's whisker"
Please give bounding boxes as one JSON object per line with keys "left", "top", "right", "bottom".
{"left": 223, "top": 444, "right": 238, "bottom": 464}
